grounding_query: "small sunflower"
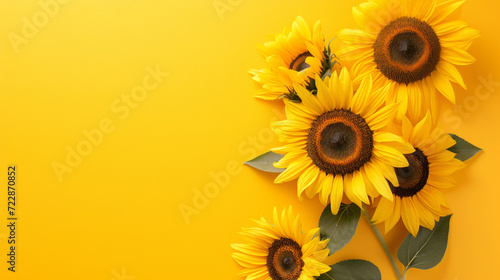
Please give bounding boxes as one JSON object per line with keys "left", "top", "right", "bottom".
{"left": 232, "top": 206, "right": 330, "bottom": 280}
{"left": 250, "top": 16, "right": 330, "bottom": 101}
{"left": 338, "top": 0, "right": 479, "bottom": 122}
{"left": 371, "top": 113, "right": 465, "bottom": 236}
{"left": 271, "top": 68, "right": 414, "bottom": 214}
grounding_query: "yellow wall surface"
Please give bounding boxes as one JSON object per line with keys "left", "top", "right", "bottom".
{"left": 0, "top": 0, "right": 499, "bottom": 279}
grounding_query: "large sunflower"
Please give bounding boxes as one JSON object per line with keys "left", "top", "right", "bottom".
{"left": 271, "top": 68, "right": 414, "bottom": 214}
{"left": 371, "top": 113, "right": 465, "bottom": 236}
{"left": 338, "top": 0, "right": 479, "bottom": 122}
{"left": 232, "top": 206, "right": 330, "bottom": 280}
{"left": 250, "top": 16, "right": 328, "bottom": 101}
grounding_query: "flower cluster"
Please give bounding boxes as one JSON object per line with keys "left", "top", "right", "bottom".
{"left": 233, "top": 1, "right": 479, "bottom": 279}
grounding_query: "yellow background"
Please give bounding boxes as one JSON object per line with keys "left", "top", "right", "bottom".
{"left": 0, "top": 0, "right": 499, "bottom": 279}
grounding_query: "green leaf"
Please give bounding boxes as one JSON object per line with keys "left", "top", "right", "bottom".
{"left": 318, "top": 259, "right": 381, "bottom": 280}
{"left": 244, "top": 151, "right": 285, "bottom": 173}
{"left": 397, "top": 215, "right": 452, "bottom": 272}
{"left": 448, "top": 134, "right": 482, "bottom": 161}
{"left": 319, "top": 203, "right": 361, "bottom": 255}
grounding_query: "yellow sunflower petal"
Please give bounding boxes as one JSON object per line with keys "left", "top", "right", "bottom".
{"left": 385, "top": 197, "right": 401, "bottom": 233}
{"left": 231, "top": 244, "right": 268, "bottom": 256}
{"left": 305, "top": 41, "right": 323, "bottom": 60}
{"left": 372, "top": 197, "right": 394, "bottom": 223}
{"left": 364, "top": 83, "right": 391, "bottom": 116}
{"left": 408, "top": 0, "right": 436, "bottom": 21}
{"left": 274, "top": 151, "right": 308, "bottom": 169}
{"left": 313, "top": 20, "right": 324, "bottom": 49}
{"left": 441, "top": 48, "right": 476, "bottom": 66}
{"left": 352, "top": 74, "right": 373, "bottom": 115}
{"left": 337, "top": 29, "right": 376, "bottom": 44}
{"left": 440, "top": 27, "right": 480, "bottom": 48}
{"left": 401, "top": 116, "right": 413, "bottom": 142}
{"left": 373, "top": 132, "right": 404, "bottom": 144}
{"left": 306, "top": 258, "right": 331, "bottom": 274}
{"left": 315, "top": 75, "right": 334, "bottom": 111}
{"left": 271, "top": 142, "right": 307, "bottom": 153}
{"left": 364, "top": 161, "right": 393, "bottom": 201}
{"left": 343, "top": 173, "right": 362, "bottom": 206}
{"left": 365, "top": 103, "right": 399, "bottom": 130}
{"left": 352, "top": 170, "right": 370, "bottom": 204}
{"left": 426, "top": 174, "right": 456, "bottom": 189}
{"left": 318, "top": 172, "right": 332, "bottom": 205}
{"left": 294, "top": 84, "right": 324, "bottom": 115}
{"left": 274, "top": 157, "right": 311, "bottom": 183}
{"left": 431, "top": 71, "right": 456, "bottom": 104}
{"left": 352, "top": 5, "right": 371, "bottom": 28}
{"left": 330, "top": 175, "right": 344, "bottom": 215}
{"left": 401, "top": 197, "right": 420, "bottom": 236}
{"left": 395, "top": 84, "right": 409, "bottom": 120}
{"left": 304, "top": 171, "right": 324, "bottom": 199}
{"left": 302, "top": 227, "right": 319, "bottom": 247}
{"left": 232, "top": 252, "right": 267, "bottom": 267}
{"left": 281, "top": 207, "right": 292, "bottom": 238}
{"left": 418, "top": 186, "right": 449, "bottom": 211}
{"left": 429, "top": 160, "right": 465, "bottom": 176}
{"left": 425, "top": 132, "right": 456, "bottom": 155}
{"left": 297, "top": 165, "right": 320, "bottom": 199}
{"left": 302, "top": 237, "right": 320, "bottom": 257}
{"left": 407, "top": 83, "right": 424, "bottom": 124}
{"left": 328, "top": 71, "right": 342, "bottom": 106}
{"left": 293, "top": 16, "right": 312, "bottom": 41}
{"left": 422, "top": 77, "right": 439, "bottom": 124}
{"left": 427, "top": 150, "right": 457, "bottom": 163}
{"left": 412, "top": 196, "right": 436, "bottom": 230}
{"left": 376, "top": 159, "right": 399, "bottom": 187}
{"left": 410, "top": 111, "right": 433, "bottom": 146}
{"left": 313, "top": 248, "right": 330, "bottom": 262}
{"left": 437, "top": 60, "right": 466, "bottom": 89}
{"left": 246, "top": 267, "right": 270, "bottom": 280}
{"left": 339, "top": 68, "right": 354, "bottom": 109}
{"left": 428, "top": 0, "right": 466, "bottom": 25}
{"left": 373, "top": 145, "right": 409, "bottom": 168}
{"left": 285, "top": 99, "right": 317, "bottom": 120}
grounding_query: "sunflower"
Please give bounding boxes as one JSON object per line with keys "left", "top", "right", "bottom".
{"left": 371, "top": 112, "right": 465, "bottom": 236}
{"left": 338, "top": 0, "right": 479, "bottom": 123}
{"left": 232, "top": 206, "right": 330, "bottom": 280}
{"left": 250, "top": 16, "right": 330, "bottom": 101}
{"left": 271, "top": 68, "right": 414, "bottom": 214}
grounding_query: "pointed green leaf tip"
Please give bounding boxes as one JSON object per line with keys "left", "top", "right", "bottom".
{"left": 397, "top": 215, "right": 452, "bottom": 273}
{"left": 244, "top": 151, "right": 285, "bottom": 173}
{"left": 448, "top": 134, "right": 482, "bottom": 161}
{"left": 319, "top": 203, "right": 361, "bottom": 255}
{"left": 318, "top": 259, "right": 381, "bottom": 280}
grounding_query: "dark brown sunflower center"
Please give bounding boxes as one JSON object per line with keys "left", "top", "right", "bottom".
{"left": 373, "top": 17, "right": 440, "bottom": 85}
{"left": 289, "top": 52, "right": 312, "bottom": 72}
{"left": 267, "top": 238, "right": 304, "bottom": 280}
{"left": 307, "top": 109, "right": 373, "bottom": 175}
{"left": 390, "top": 148, "right": 429, "bottom": 197}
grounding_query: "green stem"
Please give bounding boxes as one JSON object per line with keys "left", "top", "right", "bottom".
{"left": 361, "top": 205, "right": 403, "bottom": 280}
